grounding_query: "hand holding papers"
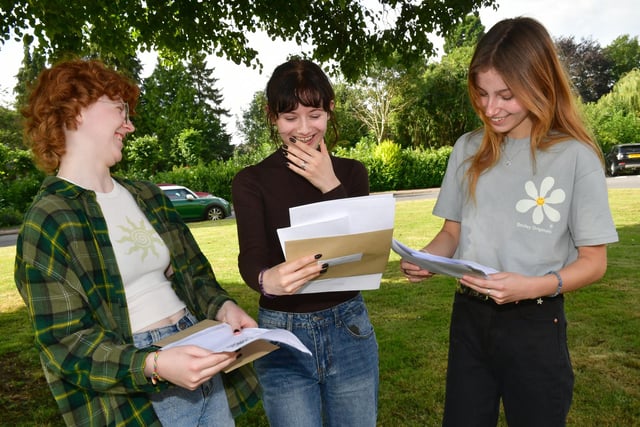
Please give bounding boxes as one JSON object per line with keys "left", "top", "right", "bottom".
{"left": 155, "top": 320, "right": 311, "bottom": 373}
{"left": 277, "top": 194, "right": 395, "bottom": 294}
{"left": 391, "top": 239, "right": 498, "bottom": 279}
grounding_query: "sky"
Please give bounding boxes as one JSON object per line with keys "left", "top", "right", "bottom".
{"left": 1, "top": 0, "right": 639, "bottom": 145}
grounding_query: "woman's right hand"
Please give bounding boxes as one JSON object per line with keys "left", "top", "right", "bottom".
{"left": 145, "top": 346, "right": 238, "bottom": 390}
{"left": 260, "top": 253, "right": 328, "bottom": 296}
{"left": 401, "top": 260, "right": 434, "bottom": 283}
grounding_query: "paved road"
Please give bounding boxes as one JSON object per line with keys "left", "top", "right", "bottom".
{"left": 1, "top": 175, "right": 639, "bottom": 248}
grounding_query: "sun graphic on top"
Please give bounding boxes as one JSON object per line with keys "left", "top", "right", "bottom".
{"left": 117, "top": 218, "right": 162, "bottom": 261}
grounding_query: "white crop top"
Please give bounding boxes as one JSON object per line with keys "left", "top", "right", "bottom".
{"left": 95, "top": 180, "right": 185, "bottom": 332}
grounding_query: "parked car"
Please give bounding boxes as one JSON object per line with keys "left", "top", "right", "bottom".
{"left": 158, "top": 184, "right": 231, "bottom": 221}
{"left": 605, "top": 143, "right": 640, "bottom": 176}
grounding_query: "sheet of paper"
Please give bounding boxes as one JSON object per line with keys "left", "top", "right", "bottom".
{"left": 298, "top": 273, "right": 383, "bottom": 293}
{"left": 277, "top": 216, "right": 350, "bottom": 255}
{"left": 159, "top": 322, "right": 310, "bottom": 355}
{"left": 391, "top": 239, "right": 498, "bottom": 279}
{"left": 288, "top": 193, "right": 394, "bottom": 232}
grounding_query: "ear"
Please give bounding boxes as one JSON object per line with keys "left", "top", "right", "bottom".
{"left": 329, "top": 100, "right": 335, "bottom": 111}
{"left": 65, "top": 110, "right": 83, "bottom": 131}
{"left": 72, "top": 99, "right": 84, "bottom": 127}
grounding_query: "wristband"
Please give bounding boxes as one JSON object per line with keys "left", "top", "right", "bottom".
{"left": 258, "top": 268, "right": 275, "bottom": 298}
{"left": 547, "top": 270, "right": 563, "bottom": 297}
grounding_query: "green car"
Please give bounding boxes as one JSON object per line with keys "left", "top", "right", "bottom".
{"left": 158, "top": 184, "right": 232, "bottom": 221}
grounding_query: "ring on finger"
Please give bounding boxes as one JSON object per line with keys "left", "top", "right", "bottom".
{"left": 301, "top": 160, "right": 306, "bottom": 170}
{"left": 487, "top": 288, "right": 491, "bottom": 296}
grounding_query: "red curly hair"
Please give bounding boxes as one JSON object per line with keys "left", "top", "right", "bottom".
{"left": 22, "top": 59, "right": 140, "bottom": 174}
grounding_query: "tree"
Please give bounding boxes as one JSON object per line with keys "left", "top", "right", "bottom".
{"left": 605, "top": 35, "right": 640, "bottom": 83}
{"left": 583, "top": 69, "right": 640, "bottom": 153}
{"left": 235, "top": 91, "right": 271, "bottom": 152}
{"left": 332, "top": 82, "right": 368, "bottom": 146}
{"left": 395, "top": 46, "right": 480, "bottom": 148}
{"left": 555, "top": 36, "right": 614, "bottom": 103}
{"left": 0, "top": 106, "right": 23, "bottom": 150}
{"left": 607, "top": 69, "right": 640, "bottom": 114}
{"left": 136, "top": 53, "right": 233, "bottom": 165}
{"left": 350, "top": 67, "right": 407, "bottom": 144}
{"left": 0, "top": 0, "right": 498, "bottom": 81}
{"left": 443, "top": 13, "right": 484, "bottom": 54}
{"left": 118, "top": 134, "right": 164, "bottom": 177}
{"left": 13, "top": 44, "right": 47, "bottom": 109}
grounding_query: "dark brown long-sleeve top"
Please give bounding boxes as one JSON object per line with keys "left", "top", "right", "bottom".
{"left": 232, "top": 149, "right": 370, "bottom": 313}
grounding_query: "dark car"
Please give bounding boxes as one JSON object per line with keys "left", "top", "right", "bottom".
{"left": 605, "top": 143, "right": 640, "bottom": 176}
{"left": 158, "top": 184, "right": 231, "bottom": 221}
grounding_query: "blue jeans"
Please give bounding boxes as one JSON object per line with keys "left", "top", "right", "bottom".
{"left": 255, "top": 293, "right": 379, "bottom": 427}
{"left": 133, "top": 310, "right": 234, "bottom": 427}
{"left": 443, "top": 293, "right": 574, "bottom": 427}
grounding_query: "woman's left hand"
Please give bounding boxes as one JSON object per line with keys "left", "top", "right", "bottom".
{"left": 285, "top": 139, "right": 340, "bottom": 193}
{"left": 215, "top": 300, "right": 258, "bottom": 332}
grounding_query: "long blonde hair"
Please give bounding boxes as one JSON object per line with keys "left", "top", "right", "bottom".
{"left": 465, "top": 17, "right": 602, "bottom": 198}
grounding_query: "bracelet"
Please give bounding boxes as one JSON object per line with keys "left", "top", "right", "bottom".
{"left": 258, "top": 268, "right": 275, "bottom": 298}
{"left": 547, "top": 270, "right": 563, "bottom": 297}
{"left": 151, "top": 350, "right": 164, "bottom": 385}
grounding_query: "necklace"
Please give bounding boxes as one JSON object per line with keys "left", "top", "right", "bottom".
{"left": 501, "top": 141, "right": 528, "bottom": 167}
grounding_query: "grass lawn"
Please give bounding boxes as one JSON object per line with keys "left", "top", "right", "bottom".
{"left": 1, "top": 189, "right": 639, "bottom": 426}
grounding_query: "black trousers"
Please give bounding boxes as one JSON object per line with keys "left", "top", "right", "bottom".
{"left": 442, "top": 292, "right": 574, "bottom": 427}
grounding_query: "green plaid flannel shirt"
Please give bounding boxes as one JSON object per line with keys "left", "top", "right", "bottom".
{"left": 14, "top": 176, "right": 260, "bottom": 426}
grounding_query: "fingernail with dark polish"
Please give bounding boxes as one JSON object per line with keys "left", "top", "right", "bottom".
{"left": 281, "top": 144, "right": 288, "bottom": 150}
{"left": 315, "top": 253, "right": 322, "bottom": 259}
{"left": 236, "top": 353, "right": 243, "bottom": 359}
{"left": 321, "top": 263, "right": 329, "bottom": 269}
{"left": 289, "top": 137, "right": 296, "bottom": 143}
{"left": 320, "top": 268, "right": 328, "bottom": 274}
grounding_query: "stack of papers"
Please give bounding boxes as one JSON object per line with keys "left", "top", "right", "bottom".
{"left": 277, "top": 194, "right": 395, "bottom": 293}
{"left": 155, "top": 320, "right": 311, "bottom": 373}
{"left": 391, "top": 239, "right": 498, "bottom": 279}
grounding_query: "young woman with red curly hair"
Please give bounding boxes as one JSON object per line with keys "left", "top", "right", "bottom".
{"left": 16, "top": 59, "right": 259, "bottom": 426}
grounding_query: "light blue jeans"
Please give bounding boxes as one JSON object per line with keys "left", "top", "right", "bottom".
{"left": 255, "top": 293, "right": 379, "bottom": 427}
{"left": 133, "top": 310, "right": 235, "bottom": 427}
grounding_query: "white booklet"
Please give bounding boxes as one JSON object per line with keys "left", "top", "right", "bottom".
{"left": 155, "top": 320, "right": 311, "bottom": 373}
{"left": 391, "top": 239, "right": 498, "bottom": 279}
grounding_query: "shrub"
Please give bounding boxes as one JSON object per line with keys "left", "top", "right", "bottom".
{"left": 0, "top": 206, "right": 23, "bottom": 227}
{"left": 398, "top": 146, "right": 452, "bottom": 190}
{"left": 335, "top": 138, "right": 451, "bottom": 192}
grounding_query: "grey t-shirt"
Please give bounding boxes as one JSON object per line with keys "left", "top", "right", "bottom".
{"left": 433, "top": 131, "right": 619, "bottom": 276}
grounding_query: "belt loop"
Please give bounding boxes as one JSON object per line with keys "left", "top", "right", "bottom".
{"left": 286, "top": 312, "right": 294, "bottom": 330}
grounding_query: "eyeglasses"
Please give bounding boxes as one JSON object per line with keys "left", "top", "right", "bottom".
{"left": 97, "top": 99, "right": 130, "bottom": 124}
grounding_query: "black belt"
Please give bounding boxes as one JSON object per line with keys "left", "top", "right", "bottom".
{"left": 456, "top": 283, "right": 561, "bottom": 306}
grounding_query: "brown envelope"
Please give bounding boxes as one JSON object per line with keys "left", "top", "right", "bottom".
{"left": 284, "top": 228, "right": 393, "bottom": 280}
